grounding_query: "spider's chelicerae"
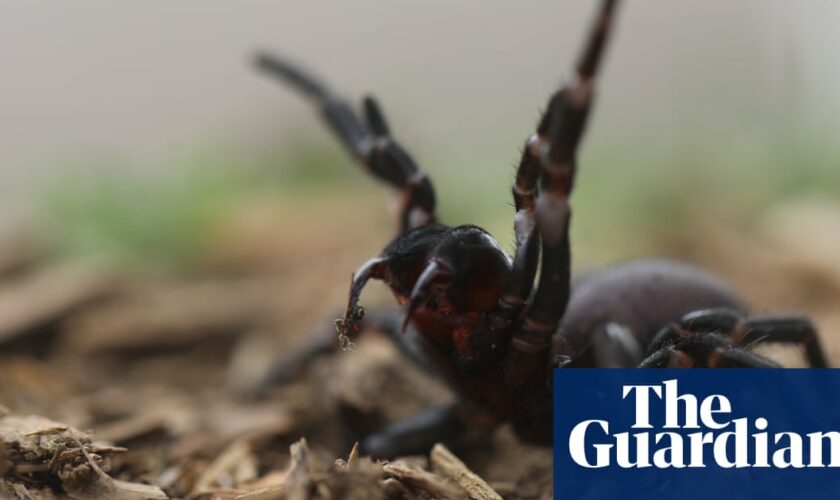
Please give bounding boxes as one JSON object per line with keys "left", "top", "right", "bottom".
{"left": 256, "top": 0, "right": 828, "bottom": 458}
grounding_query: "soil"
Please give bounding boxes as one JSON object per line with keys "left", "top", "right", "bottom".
{"left": 1, "top": 199, "right": 839, "bottom": 499}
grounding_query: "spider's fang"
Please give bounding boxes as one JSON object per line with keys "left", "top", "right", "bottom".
{"left": 401, "top": 259, "right": 453, "bottom": 333}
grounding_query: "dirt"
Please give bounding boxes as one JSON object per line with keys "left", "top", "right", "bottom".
{"left": 1, "top": 199, "right": 839, "bottom": 499}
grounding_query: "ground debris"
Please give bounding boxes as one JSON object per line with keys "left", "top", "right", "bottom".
{"left": 0, "top": 413, "right": 502, "bottom": 500}
{"left": 0, "top": 264, "right": 118, "bottom": 346}
{"left": 60, "top": 280, "right": 278, "bottom": 354}
{"left": 382, "top": 459, "right": 468, "bottom": 500}
{"left": 3, "top": 204, "right": 834, "bottom": 499}
{"left": 0, "top": 414, "right": 164, "bottom": 500}
{"left": 187, "top": 437, "right": 501, "bottom": 500}
{"left": 0, "top": 231, "right": 40, "bottom": 279}
{"left": 192, "top": 439, "right": 257, "bottom": 493}
{"left": 431, "top": 444, "right": 502, "bottom": 500}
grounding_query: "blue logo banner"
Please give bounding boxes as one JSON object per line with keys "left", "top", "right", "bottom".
{"left": 554, "top": 369, "right": 840, "bottom": 500}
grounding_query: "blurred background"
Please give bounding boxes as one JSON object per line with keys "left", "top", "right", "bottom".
{"left": 3, "top": 0, "right": 840, "bottom": 264}
{"left": 1, "top": 1, "right": 839, "bottom": 498}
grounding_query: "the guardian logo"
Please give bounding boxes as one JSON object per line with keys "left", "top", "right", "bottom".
{"left": 555, "top": 370, "right": 840, "bottom": 499}
{"left": 568, "top": 379, "right": 840, "bottom": 469}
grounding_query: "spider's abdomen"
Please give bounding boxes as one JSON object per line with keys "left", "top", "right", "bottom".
{"left": 558, "top": 259, "right": 746, "bottom": 363}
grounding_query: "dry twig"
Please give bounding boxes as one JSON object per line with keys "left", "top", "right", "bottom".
{"left": 431, "top": 444, "right": 502, "bottom": 500}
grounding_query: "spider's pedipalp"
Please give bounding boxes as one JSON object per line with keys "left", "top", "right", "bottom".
{"left": 256, "top": 53, "right": 437, "bottom": 231}
{"left": 336, "top": 257, "right": 388, "bottom": 344}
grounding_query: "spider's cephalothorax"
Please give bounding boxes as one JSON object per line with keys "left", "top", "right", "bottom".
{"left": 256, "top": 0, "right": 828, "bottom": 458}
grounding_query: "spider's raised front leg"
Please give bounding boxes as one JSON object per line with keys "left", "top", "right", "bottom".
{"left": 256, "top": 54, "right": 437, "bottom": 231}
{"left": 502, "top": 0, "right": 621, "bottom": 388}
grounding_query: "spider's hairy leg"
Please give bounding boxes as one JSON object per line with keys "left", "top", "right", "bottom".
{"left": 361, "top": 404, "right": 465, "bottom": 458}
{"left": 360, "top": 400, "right": 501, "bottom": 459}
{"left": 502, "top": 0, "right": 621, "bottom": 388}
{"left": 648, "top": 309, "right": 829, "bottom": 368}
{"left": 500, "top": 0, "right": 620, "bottom": 316}
{"left": 592, "top": 323, "right": 642, "bottom": 368}
{"left": 255, "top": 54, "right": 437, "bottom": 231}
{"left": 737, "top": 316, "right": 828, "bottom": 368}
{"left": 639, "top": 341, "right": 781, "bottom": 369}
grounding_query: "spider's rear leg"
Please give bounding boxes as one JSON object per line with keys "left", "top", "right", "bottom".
{"left": 736, "top": 315, "right": 828, "bottom": 368}
{"left": 641, "top": 313, "right": 775, "bottom": 368}
{"left": 551, "top": 322, "right": 641, "bottom": 369}
{"left": 639, "top": 341, "right": 780, "bottom": 369}
{"left": 645, "top": 308, "right": 828, "bottom": 368}
{"left": 256, "top": 55, "right": 436, "bottom": 231}
{"left": 592, "top": 323, "right": 642, "bottom": 367}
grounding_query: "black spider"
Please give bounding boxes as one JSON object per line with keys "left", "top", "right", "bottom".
{"left": 254, "top": 0, "right": 828, "bottom": 459}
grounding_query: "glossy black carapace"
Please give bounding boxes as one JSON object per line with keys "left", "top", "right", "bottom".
{"left": 256, "top": 0, "right": 828, "bottom": 458}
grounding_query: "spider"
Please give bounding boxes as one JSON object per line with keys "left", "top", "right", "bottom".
{"left": 254, "top": 0, "right": 828, "bottom": 458}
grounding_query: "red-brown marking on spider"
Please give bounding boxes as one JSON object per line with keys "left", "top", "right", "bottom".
{"left": 255, "top": 0, "right": 828, "bottom": 458}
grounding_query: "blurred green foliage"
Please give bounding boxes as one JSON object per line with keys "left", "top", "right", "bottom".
{"left": 32, "top": 133, "right": 839, "bottom": 273}
{"left": 33, "top": 146, "right": 358, "bottom": 271}
{"left": 36, "top": 156, "right": 247, "bottom": 271}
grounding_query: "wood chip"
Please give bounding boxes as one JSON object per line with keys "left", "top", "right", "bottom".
{"left": 24, "top": 425, "right": 69, "bottom": 436}
{"left": 0, "top": 231, "right": 39, "bottom": 279}
{"left": 382, "top": 460, "right": 467, "bottom": 500}
{"left": 335, "top": 442, "right": 359, "bottom": 470}
{"left": 62, "top": 280, "right": 275, "bottom": 353}
{"left": 193, "top": 439, "right": 257, "bottom": 493}
{"left": 0, "top": 414, "right": 92, "bottom": 462}
{"left": 1, "top": 414, "right": 165, "bottom": 500}
{"left": 381, "top": 477, "right": 415, "bottom": 499}
{"left": 0, "top": 264, "right": 117, "bottom": 345}
{"left": 431, "top": 444, "right": 502, "bottom": 500}
{"left": 233, "top": 485, "right": 286, "bottom": 500}
{"left": 60, "top": 437, "right": 167, "bottom": 500}
{"left": 93, "top": 412, "right": 170, "bottom": 444}
{"left": 284, "top": 438, "right": 311, "bottom": 500}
